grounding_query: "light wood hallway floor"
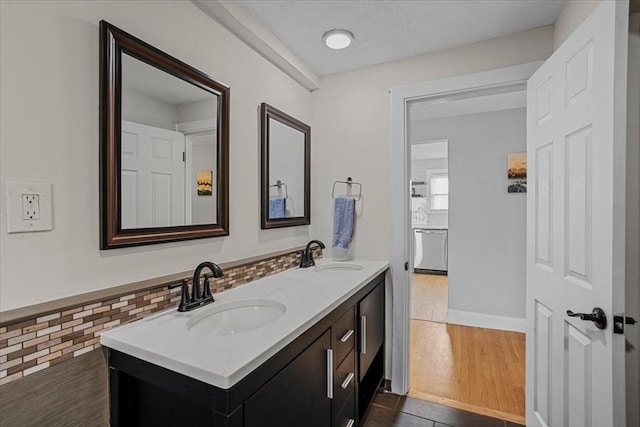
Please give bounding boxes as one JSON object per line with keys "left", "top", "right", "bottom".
{"left": 411, "top": 273, "right": 447, "bottom": 322}
{"left": 409, "top": 274, "right": 526, "bottom": 425}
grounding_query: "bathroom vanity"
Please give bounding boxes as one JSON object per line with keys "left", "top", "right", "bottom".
{"left": 101, "top": 260, "right": 388, "bottom": 427}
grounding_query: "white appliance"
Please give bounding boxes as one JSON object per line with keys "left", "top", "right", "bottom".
{"left": 413, "top": 228, "right": 448, "bottom": 273}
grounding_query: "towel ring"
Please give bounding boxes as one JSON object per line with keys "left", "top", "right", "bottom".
{"left": 269, "top": 180, "right": 288, "bottom": 199}
{"left": 332, "top": 177, "right": 362, "bottom": 201}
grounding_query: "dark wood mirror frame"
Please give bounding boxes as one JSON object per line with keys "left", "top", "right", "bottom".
{"left": 99, "top": 21, "right": 229, "bottom": 249}
{"left": 260, "top": 103, "right": 311, "bottom": 229}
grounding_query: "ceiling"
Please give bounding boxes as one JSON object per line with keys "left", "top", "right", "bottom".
{"left": 122, "top": 54, "right": 214, "bottom": 105}
{"left": 239, "top": 0, "right": 564, "bottom": 77}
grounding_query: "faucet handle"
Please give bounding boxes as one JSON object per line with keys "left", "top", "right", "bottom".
{"left": 201, "top": 275, "right": 214, "bottom": 301}
{"left": 168, "top": 279, "right": 190, "bottom": 312}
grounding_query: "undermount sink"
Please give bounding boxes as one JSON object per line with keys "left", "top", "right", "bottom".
{"left": 314, "top": 262, "right": 364, "bottom": 273}
{"left": 187, "top": 299, "right": 286, "bottom": 336}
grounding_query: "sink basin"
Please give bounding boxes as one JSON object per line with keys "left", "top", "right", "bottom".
{"left": 187, "top": 299, "right": 286, "bottom": 336}
{"left": 314, "top": 262, "right": 364, "bottom": 273}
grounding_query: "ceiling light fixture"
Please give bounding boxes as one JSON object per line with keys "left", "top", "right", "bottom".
{"left": 323, "top": 29, "right": 354, "bottom": 50}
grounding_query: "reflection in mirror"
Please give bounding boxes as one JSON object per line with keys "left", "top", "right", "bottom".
{"left": 268, "top": 119, "right": 305, "bottom": 218}
{"left": 100, "top": 21, "right": 229, "bottom": 249}
{"left": 261, "top": 103, "right": 310, "bottom": 229}
{"left": 121, "top": 53, "right": 218, "bottom": 229}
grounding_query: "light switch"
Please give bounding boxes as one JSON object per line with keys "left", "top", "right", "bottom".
{"left": 6, "top": 182, "right": 53, "bottom": 233}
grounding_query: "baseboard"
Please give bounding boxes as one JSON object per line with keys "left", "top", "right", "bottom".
{"left": 446, "top": 309, "right": 525, "bottom": 333}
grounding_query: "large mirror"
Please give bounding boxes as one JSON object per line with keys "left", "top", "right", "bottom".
{"left": 100, "top": 21, "right": 229, "bottom": 249}
{"left": 260, "top": 103, "right": 310, "bottom": 229}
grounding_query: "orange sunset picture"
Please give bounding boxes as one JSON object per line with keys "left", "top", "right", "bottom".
{"left": 508, "top": 152, "right": 527, "bottom": 193}
{"left": 197, "top": 170, "right": 213, "bottom": 196}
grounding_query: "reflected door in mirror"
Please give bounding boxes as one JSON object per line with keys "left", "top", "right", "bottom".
{"left": 121, "top": 121, "right": 185, "bottom": 228}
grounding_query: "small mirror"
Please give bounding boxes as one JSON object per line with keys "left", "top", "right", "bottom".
{"left": 260, "top": 103, "right": 310, "bottom": 229}
{"left": 100, "top": 21, "right": 229, "bottom": 249}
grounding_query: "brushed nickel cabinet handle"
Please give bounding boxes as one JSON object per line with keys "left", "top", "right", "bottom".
{"left": 326, "top": 349, "right": 333, "bottom": 399}
{"left": 360, "top": 315, "right": 367, "bottom": 354}
{"left": 341, "top": 372, "right": 355, "bottom": 389}
{"left": 340, "top": 329, "right": 354, "bottom": 342}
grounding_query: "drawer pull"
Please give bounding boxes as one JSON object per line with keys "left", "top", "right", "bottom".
{"left": 346, "top": 420, "right": 355, "bottom": 427}
{"left": 340, "top": 329, "right": 354, "bottom": 342}
{"left": 327, "top": 349, "right": 333, "bottom": 399}
{"left": 360, "top": 315, "right": 367, "bottom": 354}
{"left": 341, "top": 372, "right": 355, "bottom": 389}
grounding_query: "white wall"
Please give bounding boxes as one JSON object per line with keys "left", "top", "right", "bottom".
{"left": 0, "top": 0, "right": 313, "bottom": 311}
{"left": 178, "top": 98, "right": 217, "bottom": 124}
{"left": 553, "top": 0, "right": 602, "bottom": 49}
{"left": 411, "top": 158, "right": 447, "bottom": 175}
{"left": 310, "top": 26, "right": 553, "bottom": 262}
{"left": 122, "top": 89, "right": 178, "bottom": 130}
{"left": 410, "top": 108, "right": 527, "bottom": 319}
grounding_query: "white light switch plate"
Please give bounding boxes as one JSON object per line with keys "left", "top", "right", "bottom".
{"left": 6, "top": 182, "right": 53, "bottom": 233}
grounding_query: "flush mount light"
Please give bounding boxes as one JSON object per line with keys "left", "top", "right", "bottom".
{"left": 322, "top": 29, "right": 354, "bottom": 50}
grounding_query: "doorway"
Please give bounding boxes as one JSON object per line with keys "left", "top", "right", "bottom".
{"left": 403, "top": 87, "right": 529, "bottom": 424}
{"left": 391, "top": 64, "right": 541, "bottom": 401}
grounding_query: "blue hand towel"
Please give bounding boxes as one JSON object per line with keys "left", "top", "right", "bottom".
{"left": 269, "top": 197, "right": 286, "bottom": 219}
{"left": 332, "top": 197, "right": 356, "bottom": 249}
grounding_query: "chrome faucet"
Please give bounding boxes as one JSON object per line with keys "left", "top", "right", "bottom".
{"left": 168, "top": 261, "right": 224, "bottom": 312}
{"left": 299, "top": 240, "right": 326, "bottom": 268}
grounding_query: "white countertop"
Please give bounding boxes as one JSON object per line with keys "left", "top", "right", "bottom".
{"left": 100, "top": 258, "right": 389, "bottom": 389}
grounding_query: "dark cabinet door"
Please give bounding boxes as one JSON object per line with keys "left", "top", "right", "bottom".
{"left": 244, "top": 330, "right": 331, "bottom": 427}
{"left": 358, "top": 281, "right": 384, "bottom": 381}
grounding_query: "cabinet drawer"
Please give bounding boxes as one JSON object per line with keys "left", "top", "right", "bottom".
{"left": 334, "top": 391, "right": 355, "bottom": 427}
{"left": 333, "top": 349, "right": 355, "bottom": 414}
{"left": 332, "top": 306, "right": 355, "bottom": 366}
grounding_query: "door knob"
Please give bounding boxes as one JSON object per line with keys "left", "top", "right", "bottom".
{"left": 566, "top": 307, "right": 607, "bottom": 329}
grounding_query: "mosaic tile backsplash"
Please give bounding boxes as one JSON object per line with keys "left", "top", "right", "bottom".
{"left": 0, "top": 247, "right": 320, "bottom": 386}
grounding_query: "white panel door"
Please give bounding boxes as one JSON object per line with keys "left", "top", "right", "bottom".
{"left": 526, "top": 2, "right": 628, "bottom": 427}
{"left": 121, "top": 120, "right": 185, "bottom": 228}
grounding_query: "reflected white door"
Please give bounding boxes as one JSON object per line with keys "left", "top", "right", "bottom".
{"left": 526, "top": 2, "right": 628, "bottom": 426}
{"left": 121, "top": 120, "right": 185, "bottom": 228}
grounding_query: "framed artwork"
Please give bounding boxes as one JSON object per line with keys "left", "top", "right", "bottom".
{"left": 197, "top": 170, "right": 213, "bottom": 196}
{"left": 508, "top": 152, "right": 527, "bottom": 193}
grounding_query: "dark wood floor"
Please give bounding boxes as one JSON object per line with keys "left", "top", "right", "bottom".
{"left": 361, "top": 391, "right": 525, "bottom": 427}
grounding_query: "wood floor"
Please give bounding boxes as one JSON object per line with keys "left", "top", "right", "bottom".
{"left": 409, "top": 273, "right": 525, "bottom": 424}
{"left": 409, "top": 321, "right": 526, "bottom": 424}
{"left": 411, "top": 273, "right": 447, "bottom": 322}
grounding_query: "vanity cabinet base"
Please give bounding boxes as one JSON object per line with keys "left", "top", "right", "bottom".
{"left": 106, "top": 272, "right": 386, "bottom": 427}
{"left": 244, "top": 330, "right": 331, "bottom": 427}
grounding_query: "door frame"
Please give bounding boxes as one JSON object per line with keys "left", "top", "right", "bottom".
{"left": 389, "top": 61, "right": 542, "bottom": 395}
